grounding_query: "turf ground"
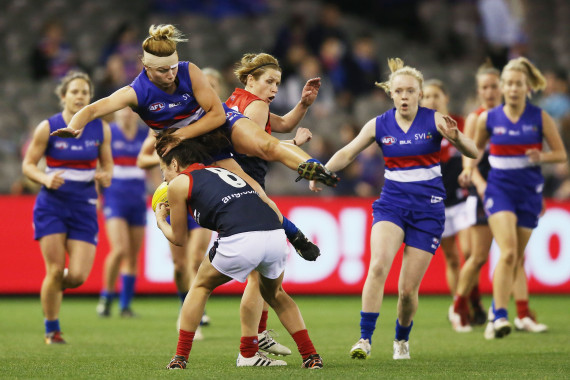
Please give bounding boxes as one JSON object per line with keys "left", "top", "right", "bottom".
{"left": 0, "top": 295, "right": 568, "bottom": 379}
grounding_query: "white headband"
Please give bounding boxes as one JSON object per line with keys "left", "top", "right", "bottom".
{"left": 143, "top": 51, "right": 179, "bottom": 68}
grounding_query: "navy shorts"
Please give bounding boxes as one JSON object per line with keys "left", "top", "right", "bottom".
{"left": 484, "top": 182, "right": 542, "bottom": 229}
{"left": 372, "top": 200, "right": 445, "bottom": 254}
{"left": 103, "top": 193, "right": 147, "bottom": 226}
{"left": 33, "top": 189, "right": 98, "bottom": 245}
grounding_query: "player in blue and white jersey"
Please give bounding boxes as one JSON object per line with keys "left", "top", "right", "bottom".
{"left": 460, "top": 57, "right": 567, "bottom": 339}
{"left": 97, "top": 107, "right": 148, "bottom": 318}
{"left": 22, "top": 71, "right": 113, "bottom": 344}
{"left": 153, "top": 129, "right": 323, "bottom": 370}
{"left": 311, "top": 58, "right": 477, "bottom": 360}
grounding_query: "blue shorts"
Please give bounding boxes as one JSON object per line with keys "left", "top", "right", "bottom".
{"left": 166, "top": 214, "right": 202, "bottom": 231}
{"left": 103, "top": 190, "right": 147, "bottom": 226}
{"left": 33, "top": 189, "right": 98, "bottom": 245}
{"left": 205, "top": 104, "right": 249, "bottom": 164}
{"left": 372, "top": 200, "right": 445, "bottom": 254}
{"left": 484, "top": 182, "right": 542, "bottom": 228}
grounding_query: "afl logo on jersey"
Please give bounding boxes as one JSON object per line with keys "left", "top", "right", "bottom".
{"left": 54, "top": 141, "right": 69, "bottom": 150}
{"left": 381, "top": 136, "right": 397, "bottom": 145}
{"left": 149, "top": 102, "right": 165, "bottom": 112}
{"left": 493, "top": 126, "right": 507, "bottom": 135}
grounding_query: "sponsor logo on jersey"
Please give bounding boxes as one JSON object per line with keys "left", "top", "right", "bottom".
{"left": 508, "top": 130, "right": 520, "bottom": 136}
{"left": 414, "top": 132, "right": 433, "bottom": 140}
{"left": 71, "top": 145, "right": 83, "bottom": 151}
{"left": 399, "top": 139, "right": 412, "bottom": 145}
{"left": 85, "top": 140, "right": 101, "bottom": 148}
{"left": 493, "top": 126, "right": 507, "bottom": 135}
{"left": 382, "top": 136, "right": 396, "bottom": 145}
{"left": 430, "top": 195, "right": 443, "bottom": 204}
{"left": 149, "top": 102, "right": 165, "bottom": 112}
{"left": 54, "top": 141, "right": 69, "bottom": 150}
{"left": 522, "top": 124, "right": 538, "bottom": 133}
{"left": 169, "top": 102, "right": 181, "bottom": 108}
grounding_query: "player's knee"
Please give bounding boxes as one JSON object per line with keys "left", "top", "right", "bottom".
{"left": 258, "top": 137, "right": 279, "bottom": 161}
{"left": 398, "top": 287, "right": 416, "bottom": 305}
{"left": 65, "top": 273, "right": 87, "bottom": 288}
{"left": 368, "top": 262, "right": 388, "bottom": 282}
{"left": 499, "top": 250, "right": 517, "bottom": 266}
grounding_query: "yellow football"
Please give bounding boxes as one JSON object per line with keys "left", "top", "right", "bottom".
{"left": 152, "top": 182, "right": 169, "bottom": 212}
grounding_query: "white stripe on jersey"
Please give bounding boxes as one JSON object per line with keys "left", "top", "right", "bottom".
{"left": 46, "top": 167, "right": 95, "bottom": 182}
{"left": 113, "top": 165, "right": 146, "bottom": 180}
{"left": 168, "top": 108, "right": 206, "bottom": 129}
{"left": 489, "top": 155, "right": 538, "bottom": 170}
{"left": 384, "top": 165, "right": 441, "bottom": 182}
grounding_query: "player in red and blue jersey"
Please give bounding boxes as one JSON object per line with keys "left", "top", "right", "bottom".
{"left": 226, "top": 53, "right": 321, "bottom": 355}
{"left": 22, "top": 71, "right": 113, "bottom": 344}
{"left": 154, "top": 129, "right": 323, "bottom": 369}
{"left": 452, "top": 60, "right": 502, "bottom": 331}
{"left": 97, "top": 107, "right": 148, "bottom": 318}
{"left": 460, "top": 57, "right": 567, "bottom": 339}
{"left": 311, "top": 58, "right": 477, "bottom": 360}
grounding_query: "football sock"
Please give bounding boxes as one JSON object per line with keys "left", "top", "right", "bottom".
{"left": 360, "top": 311, "right": 379, "bottom": 343}
{"left": 516, "top": 300, "right": 530, "bottom": 319}
{"left": 494, "top": 308, "right": 508, "bottom": 320}
{"left": 258, "top": 310, "right": 268, "bottom": 334}
{"left": 282, "top": 217, "right": 299, "bottom": 241}
{"left": 292, "top": 329, "right": 317, "bottom": 359}
{"left": 395, "top": 319, "right": 413, "bottom": 341}
{"left": 453, "top": 295, "right": 469, "bottom": 313}
{"left": 120, "top": 274, "right": 136, "bottom": 310}
{"left": 176, "top": 329, "right": 195, "bottom": 360}
{"left": 307, "top": 158, "right": 322, "bottom": 164}
{"left": 239, "top": 336, "right": 259, "bottom": 358}
{"left": 45, "top": 319, "right": 60, "bottom": 334}
{"left": 100, "top": 289, "right": 115, "bottom": 300}
{"left": 469, "top": 284, "right": 482, "bottom": 308}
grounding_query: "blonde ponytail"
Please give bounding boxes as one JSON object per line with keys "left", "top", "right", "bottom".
{"left": 375, "top": 58, "right": 424, "bottom": 95}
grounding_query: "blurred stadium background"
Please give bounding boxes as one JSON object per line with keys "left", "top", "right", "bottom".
{"left": 1, "top": 0, "right": 569, "bottom": 296}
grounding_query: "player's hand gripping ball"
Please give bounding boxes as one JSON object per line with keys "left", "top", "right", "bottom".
{"left": 152, "top": 182, "right": 169, "bottom": 212}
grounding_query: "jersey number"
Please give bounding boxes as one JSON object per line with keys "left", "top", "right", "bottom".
{"left": 205, "top": 168, "right": 247, "bottom": 188}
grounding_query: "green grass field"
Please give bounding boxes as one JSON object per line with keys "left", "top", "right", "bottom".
{"left": 0, "top": 295, "right": 568, "bottom": 379}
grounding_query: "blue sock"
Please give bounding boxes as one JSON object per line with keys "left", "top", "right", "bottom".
{"left": 307, "top": 158, "right": 322, "bottom": 164}
{"left": 360, "top": 311, "right": 379, "bottom": 343}
{"left": 101, "top": 289, "right": 115, "bottom": 300}
{"left": 178, "top": 291, "right": 187, "bottom": 305}
{"left": 395, "top": 319, "right": 413, "bottom": 341}
{"left": 45, "top": 319, "right": 60, "bottom": 334}
{"left": 494, "top": 308, "right": 508, "bottom": 321}
{"left": 120, "top": 274, "right": 136, "bottom": 310}
{"left": 282, "top": 217, "right": 299, "bottom": 241}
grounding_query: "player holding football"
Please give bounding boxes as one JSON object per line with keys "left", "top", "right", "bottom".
{"left": 154, "top": 129, "right": 323, "bottom": 369}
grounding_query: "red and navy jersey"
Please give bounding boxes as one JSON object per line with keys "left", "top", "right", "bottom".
{"left": 486, "top": 102, "right": 544, "bottom": 190}
{"left": 130, "top": 61, "right": 204, "bottom": 132}
{"left": 44, "top": 113, "right": 103, "bottom": 201}
{"left": 225, "top": 88, "right": 270, "bottom": 188}
{"left": 440, "top": 114, "right": 468, "bottom": 206}
{"left": 375, "top": 106, "right": 445, "bottom": 209}
{"left": 103, "top": 122, "right": 147, "bottom": 199}
{"left": 180, "top": 164, "right": 282, "bottom": 237}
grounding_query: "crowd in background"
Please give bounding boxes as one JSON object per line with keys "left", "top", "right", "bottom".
{"left": 2, "top": 0, "right": 570, "bottom": 198}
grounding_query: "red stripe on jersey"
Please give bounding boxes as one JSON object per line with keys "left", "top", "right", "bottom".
{"left": 490, "top": 143, "right": 542, "bottom": 156}
{"left": 384, "top": 151, "right": 440, "bottom": 169}
{"left": 113, "top": 157, "right": 138, "bottom": 166}
{"left": 46, "top": 156, "right": 97, "bottom": 169}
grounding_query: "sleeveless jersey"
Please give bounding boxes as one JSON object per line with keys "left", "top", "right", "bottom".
{"left": 375, "top": 107, "right": 445, "bottom": 210}
{"left": 225, "top": 88, "right": 270, "bottom": 188}
{"left": 103, "top": 122, "right": 147, "bottom": 197}
{"left": 486, "top": 102, "right": 543, "bottom": 190}
{"left": 180, "top": 164, "right": 282, "bottom": 237}
{"left": 130, "top": 61, "right": 205, "bottom": 132}
{"left": 44, "top": 113, "right": 104, "bottom": 201}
